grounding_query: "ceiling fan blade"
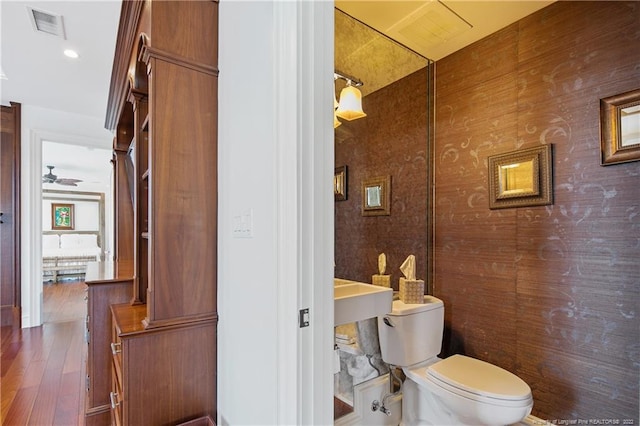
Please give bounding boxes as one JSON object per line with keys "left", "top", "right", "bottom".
{"left": 55, "top": 178, "right": 83, "bottom": 185}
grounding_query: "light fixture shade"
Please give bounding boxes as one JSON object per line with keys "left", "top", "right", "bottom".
{"left": 334, "top": 111, "right": 342, "bottom": 128}
{"left": 336, "top": 86, "right": 366, "bottom": 121}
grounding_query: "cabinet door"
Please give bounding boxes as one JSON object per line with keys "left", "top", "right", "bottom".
{"left": 111, "top": 312, "right": 215, "bottom": 425}
{"left": 0, "top": 102, "right": 20, "bottom": 327}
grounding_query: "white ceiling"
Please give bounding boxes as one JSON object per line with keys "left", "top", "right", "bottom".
{"left": 1, "top": 0, "right": 120, "bottom": 190}
{"left": 1, "top": 0, "right": 553, "bottom": 189}
{"left": 41, "top": 141, "right": 112, "bottom": 191}
{"left": 1, "top": 0, "right": 120, "bottom": 118}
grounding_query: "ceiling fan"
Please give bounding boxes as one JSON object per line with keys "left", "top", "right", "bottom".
{"left": 42, "top": 165, "right": 83, "bottom": 187}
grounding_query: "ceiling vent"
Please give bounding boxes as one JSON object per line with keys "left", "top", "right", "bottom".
{"left": 385, "top": 1, "right": 471, "bottom": 54}
{"left": 27, "top": 7, "right": 66, "bottom": 39}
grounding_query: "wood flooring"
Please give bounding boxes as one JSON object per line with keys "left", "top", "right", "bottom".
{"left": 1, "top": 281, "right": 86, "bottom": 426}
{"left": 334, "top": 396, "right": 354, "bottom": 420}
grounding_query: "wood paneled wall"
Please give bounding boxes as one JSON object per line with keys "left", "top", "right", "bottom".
{"left": 434, "top": 1, "right": 640, "bottom": 420}
{"left": 335, "top": 68, "right": 429, "bottom": 288}
{"left": 0, "top": 102, "right": 21, "bottom": 327}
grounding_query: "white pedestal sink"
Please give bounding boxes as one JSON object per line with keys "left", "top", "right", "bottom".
{"left": 334, "top": 279, "right": 393, "bottom": 326}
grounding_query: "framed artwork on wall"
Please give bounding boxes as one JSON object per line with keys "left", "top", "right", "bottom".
{"left": 600, "top": 88, "right": 640, "bottom": 166}
{"left": 52, "top": 203, "right": 74, "bottom": 230}
{"left": 334, "top": 166, "right": 348, "bottom": 201}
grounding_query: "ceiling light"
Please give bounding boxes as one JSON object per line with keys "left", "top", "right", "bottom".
{"left": 64, "top": 49, "right": 79, "bottom": 59}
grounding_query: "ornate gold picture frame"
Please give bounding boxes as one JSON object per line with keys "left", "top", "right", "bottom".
{"left": 488, "top": 145, "right": 553, "bottom": 210}
{"left": 600, "top": 88, "right": 640, "bottom": 166}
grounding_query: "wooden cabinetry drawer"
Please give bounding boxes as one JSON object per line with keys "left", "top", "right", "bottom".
{"left": 110, "top": 303, "right": 216, "bottom": 425}
{"left": 110, "top": 369, "right": 123, "bottom": 426}
{"left": 110, "top": 325, "right": 123, "bottom": 386}
{"left": 84, "top": 267, "right": 132, "bottom": 426}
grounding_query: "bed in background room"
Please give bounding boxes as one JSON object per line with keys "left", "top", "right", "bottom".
{"left": 42, "top": 231, "right": 102, "bottom": 282}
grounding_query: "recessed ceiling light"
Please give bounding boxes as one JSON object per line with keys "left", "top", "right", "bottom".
{"left": 64, "top": 49, "right": 79, "bottom": 59}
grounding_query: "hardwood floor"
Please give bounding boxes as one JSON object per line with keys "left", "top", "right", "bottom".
{"left": 334, "top": 396, "right": 354, "bottom": 420}
{"left": 1, "top": 281, "right": 86, "bottom": 425}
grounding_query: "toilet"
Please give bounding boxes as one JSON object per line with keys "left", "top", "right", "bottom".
{"left": 377, "top": 296, "right": 533, "bottom": 425}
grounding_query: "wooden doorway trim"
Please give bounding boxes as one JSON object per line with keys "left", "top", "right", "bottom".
{"left": 0, "top": 101, "right": 21, "bottom": 327}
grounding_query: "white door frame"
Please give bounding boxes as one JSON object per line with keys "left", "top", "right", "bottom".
{"left": 22, "top": 128, "right": 110, "bottom": 328}
{"left": 274, "top": 0, "right": 334, "bottom": 425}
{"left": 272, "top": 1, "right": 334, "bottom": 423}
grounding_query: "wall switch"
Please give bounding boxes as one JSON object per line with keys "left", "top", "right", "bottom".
{"left": 232, "top": 209, "right": 253, "bottom": 238}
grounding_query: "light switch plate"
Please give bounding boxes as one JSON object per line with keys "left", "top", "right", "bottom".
{"left": 232, "top": 209, "right": 253, "bottom": 238}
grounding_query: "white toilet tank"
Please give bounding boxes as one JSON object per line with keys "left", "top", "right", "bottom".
{"left": 378, "top": 296, "right": 444, "bottom": 367}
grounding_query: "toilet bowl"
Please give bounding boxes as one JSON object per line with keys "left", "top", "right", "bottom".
{"left": 378, "top": 296, "right": 533, "bottom": 425}
{"left": 403, "top": 355, "right": 533, "bottom": 425}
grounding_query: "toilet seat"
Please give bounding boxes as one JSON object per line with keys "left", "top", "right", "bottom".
{"left": 406, "top": 355, "right": 532, "bottom": 408}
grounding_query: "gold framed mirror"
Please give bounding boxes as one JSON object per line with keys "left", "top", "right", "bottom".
{"left": 488, "top": 145, "right": 553, "bottom": 209}
{"left": 362, "top": 175, "right": 391, "bottom": 216}
{"left": 600, "top": 88, "right": 640, "bottom": 166}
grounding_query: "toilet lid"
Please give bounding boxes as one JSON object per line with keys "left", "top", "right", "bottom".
{"left": 426, "top": 355, "right": 531, "bottom": 401}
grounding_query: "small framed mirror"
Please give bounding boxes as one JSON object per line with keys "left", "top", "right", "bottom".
{"left": 600, "top": 88, "right": 640, "bottom": 165}
{"left": 362, "top": 176, "right": 391, "bottom": 216}
{"left": 488, "top": 145, "right": 553, "bottom": 209}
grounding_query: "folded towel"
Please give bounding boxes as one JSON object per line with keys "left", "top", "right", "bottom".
{"left": 335, "top": 335, "right": 356, "bottom": 345}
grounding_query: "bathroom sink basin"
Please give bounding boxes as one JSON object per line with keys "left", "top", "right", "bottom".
{"left": 334, "top": 280, "right": 392, "bottom": 326}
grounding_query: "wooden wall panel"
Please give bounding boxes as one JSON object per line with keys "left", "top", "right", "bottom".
{"left": 435, "top": 1, "right": 640, "bottom": 420}
{"left": 0, "top": 102, "right": 21, "bottom": 327}
{"left": 335, "top": 68, "right": 429, "bottom": 288}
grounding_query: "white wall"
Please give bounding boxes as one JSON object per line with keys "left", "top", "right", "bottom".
{"left": 218, "top": 1, "right": 334, "bottom": 424}
{"left": 218, "top": 2, "right": 278, "bottom": 421}
{"left": 42, "top": 198, "right": 100, "bottom": 231}
{"left": 20, "top": 104, "right": 113, "bottom": 327}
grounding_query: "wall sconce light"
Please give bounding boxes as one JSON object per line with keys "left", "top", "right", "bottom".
{"left": 334, "top": 71, "right": 366, "bottom": 127}
{"left": 334, "top": 90, "right": 341, "bottom": 128}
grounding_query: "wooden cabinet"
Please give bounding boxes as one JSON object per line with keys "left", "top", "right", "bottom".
{"left": 0, "top": 102, "right": 21, "bottom": 327}
{"left": 84, "top": 262, "right": 133, "bottom": 426}
{"left": 112, "top": 101, "right": 134, "bottom": 264}
{"left": 104, "top": 1, "right": 218, "bottom": 424}
{"left": 110, "top": 303, "right": 216, "bottom": 425}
